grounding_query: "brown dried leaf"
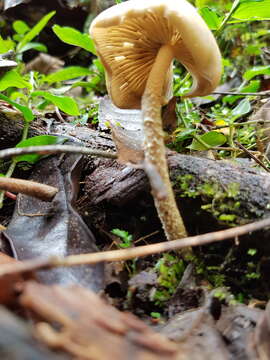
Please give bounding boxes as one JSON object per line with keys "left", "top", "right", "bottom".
{"left": 110, "top": 122, "right": 144, "bottom": 164}
{"left": 217, "top": 304, "right": 262, "bottom": 360}
{"left": 252, "top": 301, "right": 270, "bottom": 360}
{"left": 24, "top": 54, "right": 64, "bottom": 75}
{"left": 0, "top": 252, "right": 30, "bottom": 305}
{"left": 2, "top": 148, "right": 104, "bottom": 291}
{"left": 162, "top": 96, "right": 178, "bottom": 132}
{"left": 20, "top": 281, "right": 179, "bottom": 360}
{"left": 253, "top": 99, "right": 270, "bottom": 155}
{"left": 4, "top": 0, "right": 30, "bottom": 10}
{"left": 160, "top": 297, "right": 230, "bottom": 360}
{"left": 0, "top": 306, "right": 66, "bottom": 359}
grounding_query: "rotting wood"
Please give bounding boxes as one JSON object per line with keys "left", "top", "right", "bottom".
{"left": 1, "top": 108, "right": 270, "bottom": 227}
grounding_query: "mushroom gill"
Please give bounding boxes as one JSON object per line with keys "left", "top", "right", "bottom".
{"left": 91, "top": 9, "right": 191, "bottom": 109}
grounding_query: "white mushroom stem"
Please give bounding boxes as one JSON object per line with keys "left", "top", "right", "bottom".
{"left": 142, "top": 44, "right": 187, "bottom": 240}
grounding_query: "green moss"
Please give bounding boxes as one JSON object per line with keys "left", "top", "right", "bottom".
{"left": 177, "top": 175, "right": 244, "bottom": 225}
{"left": 152, "top": 254, "right": 185, "bottom": 305}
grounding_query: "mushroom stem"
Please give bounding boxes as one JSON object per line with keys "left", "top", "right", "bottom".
{"left": 142, "top": 44, "right": 187, "bottom": 241}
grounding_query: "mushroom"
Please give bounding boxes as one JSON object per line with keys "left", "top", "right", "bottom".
{"left": 90, "top": 0, "right": 222, "bottom": 241}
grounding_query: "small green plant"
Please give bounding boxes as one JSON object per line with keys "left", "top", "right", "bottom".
{"left": 150, "top": 312, "right": 161, "bottom": 319}
{"left": 152, "top": 254, "right": 185, "bottom": 305}
{"left": 111, "top": 228, "right": 133, "bottom": 248}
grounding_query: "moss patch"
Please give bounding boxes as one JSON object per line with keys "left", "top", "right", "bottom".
{"left": 177, "top": 174, "right": 243, "bottom": 225}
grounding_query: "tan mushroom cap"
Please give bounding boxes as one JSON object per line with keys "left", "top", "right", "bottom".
{"left": 90, "top": 0, "right": 222, "bottom": 109}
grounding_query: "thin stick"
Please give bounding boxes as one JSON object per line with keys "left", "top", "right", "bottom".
{"left": 235, "top": 141, "right": 270, "bottom": 173}
{"left": 0, "top": 144, "right": 117, "bottom": 160}
{"left": 212, "top": 90, "right": 270, "bottom": 97}
{"left": 0, "top": 216, "right": 270, "bottom": 277}
{"left": 0, "top": 177, "right": 58, "bottom": 201}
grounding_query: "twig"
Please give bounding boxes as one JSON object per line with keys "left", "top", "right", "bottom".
{"left": 0, "top": 144, "right": 117, "bottom": 160}
{"left": 0, "top": 216, "right": 270, "bottom": 277}
{"left": 0, "top": 177, "right": 58, "bottom": 201}
{"left": 234, "top": 141, "right": 270, "bottom": 173}
{"left": 213, "top": 120, "right": 270, "bottom": 130}
{"left": 55, "top": 106, "right": 65, "bottom": 123}
{"left": 212, "top": 90, "right": 270, "bottom": 97}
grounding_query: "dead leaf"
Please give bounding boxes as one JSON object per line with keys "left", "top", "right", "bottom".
{"left": 111, "top": 122, "right": 144, "bottom": 164}
{"left": 217, "top": 304, "right": 262, "bottom": 360}
{"left": 20, "top": 281, "right": 179, "bottom": 360}
{"left": 252, "top": 301, "right": 270, "bottom": 360}
{"left": 0, "top": 252, "right": 26, "bottom": 305}
{"left": 24, "top": 54, "right": 64, "bottom": 75}
{"left": 0, "top": 305, "right": 66, "bottom": 359}
{"left": 4, "top": 0, "right": 30, "bottom": 10}
{"left": 2, "top": 146, "right": 104, "bottom": 291}
{"left": 162, "top": 96, "right": 178, "bottom": 132}
{"left": 253, "top": 99, "right": 270, "bottom": 156}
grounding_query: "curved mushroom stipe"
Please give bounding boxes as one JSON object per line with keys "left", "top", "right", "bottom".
{"left": 142, "top": 44, "right": 187, "bottom": 239}
{"left": 90, "top": 0, "right": 222, "bottom": 240}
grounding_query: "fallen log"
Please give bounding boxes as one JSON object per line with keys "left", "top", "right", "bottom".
{"left": 1, "top": 107, "right": 270, "bottom": 232}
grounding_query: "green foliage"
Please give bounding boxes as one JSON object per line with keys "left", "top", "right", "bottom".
{"left": 12, "top": 20, "right": 30, "bottom": 35}
{"left": 153, "top": 254, "right": 185, "bottom": 304}
{"left": 199, "top": 7, "right": 222, "bottom": 29}
{"left": 17, "top": 11, "right": 55, "bottom": 53}
{"left": 15, "top": 135, "right": 65, "bottom": 164}
{"left": 233, "top": 0, "right": 270, "bottom": 20}
{"left": 52, "top": 25, "right": 96, "bottom": 54}
{"left": 111, "top": 229, "right": 133, "bottom": 248}
{"left": 243, "top": 65, "right": 270, "bottom": 80}
{"left": 0, "top": 70, "right": 32, "bottom": 91}
{"left": 178, "top": 176, "right": 243, "bottom": 224}
{"left": 231, "top": 98, "right": 251, "bottom": 120}
{"left": 0, "top": 93, "right": 34, "bottom": 122}
{"left": 31, "top": 91, "right": 80, "bottom": 116}
{"left": 189, "top": 131, "right": 227, "bottom": 150}
{"left": 150, "top": 312, "right": 161, "bottom": 319}
{"left": 0, "top": 35, "right": 14, "bottom": 52}
{"left": 44, "top": 66, "right": 91, "bottom": 84}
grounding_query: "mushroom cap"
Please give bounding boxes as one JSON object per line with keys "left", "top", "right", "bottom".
{"left": 90, "top": 0, "right": 222, "bottom": 109}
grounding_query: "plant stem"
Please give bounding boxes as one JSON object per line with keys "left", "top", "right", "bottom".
{"left": 21, "top": 121, "right": 30, "bottom": 141}
{"left": 142, "top": 44, "right": 187, "bottom": 241}
{"left": 215, "top": 0, "right": 240, "bottom": 38}
{"left": 192, "top": 134, "right": 211, "bottom": 150}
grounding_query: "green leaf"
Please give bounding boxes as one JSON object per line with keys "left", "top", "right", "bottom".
{"left": 243, "top": 65, "right": 270, "bottom": 80}
{"left": 19, "top": 42, "right": 48, "bottom": 53}
{"left": 17, "top": 11, "right": 56, "bottom": 52}
{"left": 233, "top": 0, "right": 270, "bottom": 20}
{"left": 223, "top": 80, "right": 260, "bottom": 104}
{"left": 31, "top": 90, "right": 80, "bottom": 116}
{"left": 199, "top": 7, "right": 222, "bottom": 30}
{"left": 231, "top": 99, "right": 251, "bottom": 120}
{"left": 189, "top": 131, "right": 227, "bottom": 151}
{"left": 0, "top": 35, "right": 15, "bottom": 53}
{"left": 0, "top": 93, "right": 34, "bottom": 122}
{"left": 9, "top": 91, "right": 28, "bottom": 102}
{"left": 175, "top": 128, "right": 196, "bottom": 142}
{"left": 15, "top": 135, "right": 64, "bottom": 163}
{"left": 12, "top": 20, "right": 30, "bottom": 35}
{"left": 196, "top": 0, "right": 211, "bottom": 7}
{"left": 52, "top": 25, "right": 96, "bottom": 54}
{"left": 0, "top": 70, "right": 31, "bottom": 91}
{"left": 44, "top": 66, "right": 91, "bottom": 84}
